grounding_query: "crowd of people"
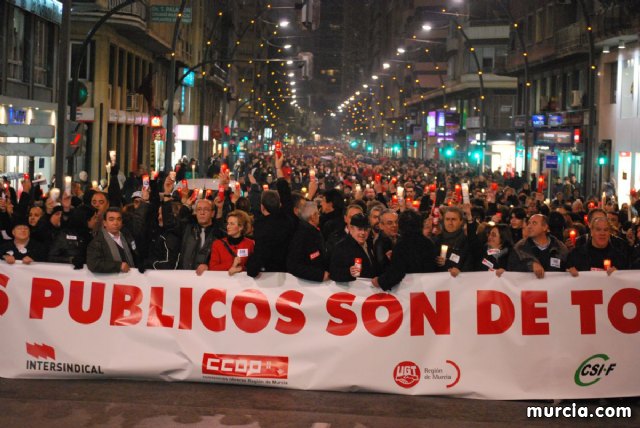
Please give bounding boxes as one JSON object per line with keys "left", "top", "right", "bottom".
{"left": 2, "top": 144, "right": 640, "bottom": 292}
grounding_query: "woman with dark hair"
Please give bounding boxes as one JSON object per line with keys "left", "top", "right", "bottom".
{"left": 372, "top": 210, "right": 438, "bottom": 291}
{"left": 474, "top": 223, "right": 514, "bottom": 277}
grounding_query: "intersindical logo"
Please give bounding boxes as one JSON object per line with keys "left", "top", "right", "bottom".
{"left": 574, "top": 353, "right": 616, "bottom": 387}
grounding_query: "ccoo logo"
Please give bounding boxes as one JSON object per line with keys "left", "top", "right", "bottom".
{"left": 394, "top": 361, "right": 420, "bottom": 388}
{"left": 0, "top": 273, "right": 9, "bottom": 316}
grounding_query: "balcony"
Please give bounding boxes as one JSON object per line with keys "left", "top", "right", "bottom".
{"left": 554, "top": 23, "right": 589, "bottom": 56}
{"left": 71, "top": 0, "right": 170, "bottom": 54}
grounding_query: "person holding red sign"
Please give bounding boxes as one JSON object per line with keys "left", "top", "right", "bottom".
{"left": 329, "top": 213, "right": 379, "bottom": 282}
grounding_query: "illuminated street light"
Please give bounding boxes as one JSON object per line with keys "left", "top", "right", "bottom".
{"left": 279, "top": 19, "right": 290, "bottom": 27}
{"left": 422, "top": 24, "right": 432, "bottom": 31}
{"left": 284, "top": 44, "right": 292, "bottom": 49}
{"left": 382, "top": 62, "right": 390, "bottom": 69}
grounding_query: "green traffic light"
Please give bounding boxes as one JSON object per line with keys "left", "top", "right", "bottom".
{"left": 598, "top": 156, "right": 607, "bottom": 166}
{"left": 67, "top": 81, "right": 89, "bottom": 106}
{"left": 444, "top": 147, "right": 454, "bottom": 158}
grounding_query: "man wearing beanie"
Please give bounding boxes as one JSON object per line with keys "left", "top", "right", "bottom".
{"left": 329, "top": 213, "right": 379, "bottom": 282}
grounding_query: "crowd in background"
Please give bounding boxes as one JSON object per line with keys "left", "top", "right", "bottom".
{"left": 2, "top": 144, "right": 640, "bottom": 291}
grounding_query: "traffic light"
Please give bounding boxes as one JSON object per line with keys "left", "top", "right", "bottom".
{"left": 598, "top": 154, "right": 608, "bottom": 165}
{"left": 67, "top": 80, "right": 88, "bottom": 107}
{"left": 66, "top": 120, "right": 86, "bottom": 149}
{"left": 444, "top": 146, "right": 455, "bottom": 158}
{"left": 350, "top": 140, "right": 358, "bottom": 148}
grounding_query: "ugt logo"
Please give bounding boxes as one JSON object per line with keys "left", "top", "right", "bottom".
{"left": 0, "top": 273, "right": 9, "bottom": 316}
{"left": 394, "top": 361, "right": 420, "bottom": 389}
{"left": 574, "top": 353, "right": 616, "bottom": 387}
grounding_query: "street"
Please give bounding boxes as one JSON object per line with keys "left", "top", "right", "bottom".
{"left": 1, "top": 378, "right": 638, "bottom": 427}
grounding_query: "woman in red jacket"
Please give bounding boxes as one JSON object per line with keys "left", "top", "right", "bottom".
{"left": 208, "top": 210, "right": 255, "bottom": 275}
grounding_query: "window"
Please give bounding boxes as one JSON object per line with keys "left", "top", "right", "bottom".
{"left": 7, "top": 6, "right": 26, "bottom": 81}
{"left": 621, "top": 58, "right": 634, "bottom": 118}
{"left": 526, "top": 14, "right": 534, "bottom": 45}
{"left": 109, "top": 45, "right": 116, "bottom": 85}
{"left": 71, "top": 42, "right": 91, "bottom": 80}
{"left": 34, "top": 18, "right": 53, "bottom": 86}
{"left": 609, "top": 62, "right": 618, "bottom": 104}
{"left": 535, "top": 9, "right": 544, "bottom": 43}
{"left": 545, "top": 5, "right": 554, "bottom": 39}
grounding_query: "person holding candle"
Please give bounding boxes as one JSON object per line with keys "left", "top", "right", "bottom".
{"left": 208, "top": 210, "right": 254, "bottom": 275}
{"left": 432, "top": 205, "right": 477, "bottom": 277}
{"left": 567, "top": 216, "right": 628, "bottom": 276}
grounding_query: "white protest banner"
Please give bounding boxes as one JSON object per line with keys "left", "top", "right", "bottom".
{"left": 0, "top": 264, "right": 638, "bottom": 400}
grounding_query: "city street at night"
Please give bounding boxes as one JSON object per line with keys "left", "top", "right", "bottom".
{"left": 2, "top": 0, "right": 640, "bottom": 426}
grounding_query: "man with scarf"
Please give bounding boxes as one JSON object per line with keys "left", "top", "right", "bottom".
{"left": 86, "top": 207, "right": 140, "bottom": 273}
{"left": 433, "top": 205, "right": 477, "bottom": 277}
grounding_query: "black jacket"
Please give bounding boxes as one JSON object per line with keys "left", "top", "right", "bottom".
{"left": 432, "top": 222, "right": 477, "bottom": 272}
{"left": 286, "top": 220, "right": 326, "bottom": 282}
{"left": 377, "top": 233, "right": 438, "bottom": 291}
{"left": 374, "top": 232, "right": 395, "bottom": 273}
{"left": 329, "top": 235, "right": 379, "bottom": 282}
{"left": 0, "top": 239, "right": 46, "bottom": 262}
{"left": 246, "top": 210, "right": 295, "bottom": 277}
{"left": 567, "top": 239, "right": 629, "bottom": 271}
{"left": 48, "top": 228, "right": 92, "bottom": 267}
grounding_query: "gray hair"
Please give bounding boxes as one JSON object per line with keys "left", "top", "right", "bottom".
{"left": 299, "top": 201, "right": 319, "bottom": 222}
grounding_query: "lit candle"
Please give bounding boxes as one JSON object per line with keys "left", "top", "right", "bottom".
{"left": 50, "top": 188, "right": 60, "bottom": 202}
{"left": 462, "top": 183, "right": 470, "bottom": 204}
{"left": 603, "top": 259, "right": 611, "bottom": 270}
{"left": 91, "top": 180, "right": 98, "bottom": 189}
{"left": 602, "top": 192, "right": 606, "bottom": 207}
{"left": 198, "top": 188, "right": 204, "bottom": 199}
{"left": 64, "top": 176, "right": 72, "bottom": 196}
{"left": 355, "top": 184, "right": 362, "bottom": 192}
{"left": 301, "top": 187, "right": 308, "bottom": 193}
{"left": 142, "top": 174, "right": 149, "bottom": 190}
{"left": 440, "top": 245, "right": 448, "bottom": 259}
{"left": 569, "top": 229, "right": 577, "bottom": 245}
{"left": 397, "top": 186, "right": 404, "bottom": 198}
{"left": 263, "top": 184, "right": 268, "bottom": 191}
{"left": 191, "top": 164, "right": 196, "bottom": 178}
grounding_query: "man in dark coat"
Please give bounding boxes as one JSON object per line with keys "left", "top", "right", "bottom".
{"left": 509, "top": 213, "right": 569, "bottom": 278}
{"left": 177, "top": 198, "right": 224, "bottom": 275}
{"left": 0, "top": 218, "right": 46, "bottom": 264}
{"left": 373, "top": 210, "right": 438, "bottom": 291}
{"left": 329, "top": 213, "right": 379, "bottom": 282}
{"left": 246, "top": 190, "right": 295, "bottom": 277}
{"left": 86, "top": 207, "right": 140, "bottom": 273}
{"left": 287, "top": 201, "right": 329, "bottom": 282}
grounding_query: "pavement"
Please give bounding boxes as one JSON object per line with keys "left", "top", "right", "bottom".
{"left": 1, "top": 378, "right": 639, "bottom": 427}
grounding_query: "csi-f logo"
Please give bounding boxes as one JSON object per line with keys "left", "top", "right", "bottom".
{"left": 574, "top": 354, "right": 616, "bottom": 387}
{"left": 0, "top": 273, "right": 9, "bottom": 316}
{"left": 394, "top": 361, "right": 420, "bottom": 388}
